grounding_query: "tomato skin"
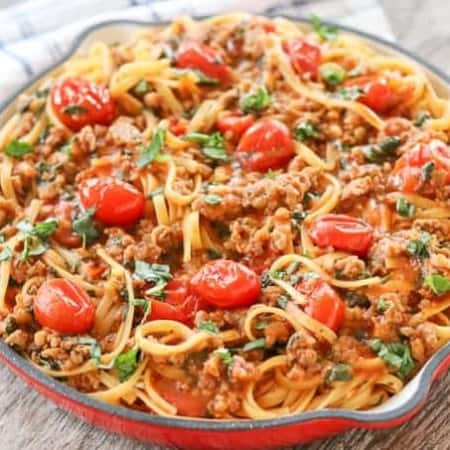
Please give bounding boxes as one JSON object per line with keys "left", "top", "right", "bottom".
{"left": 296, "top": 278, "right": 345, "bottom": 332}
{"left": 175, "top": 41, "right": 231, "bottom": 85}
{"left": 190, "top": 260, "right": 260, "bottom": 309}
{"left": 34, "top": 279, "right": 95, "bottom": 334}
{"left": 235, "top": 118, "right": 295, "bottom": 172}
{"left": 216, "top": 112, "right": 255, "bottom": 140}
{"left": 48, "top": 201, "right": 82, "bottom": 248}
{"left": 153, "top": 377, "right": 210, "bottom": 417}
{"left": 168, "top": 116, "right": 188, "bottom": 136}
{"left": 345, "top": 76, "right": 398, "bottom": 114}
{"left": 50, "top": 77, "right": 117, "bottom": 132}
{"left": 79, "top": 177, "right": 145, "bottom": 227}
{"left": 392, "top": 139, "right": 450, "bottom": 193}
{"left": 309, "top": 214, "right": 374, "bottom": 257}
{"left": 285, "top": 39, "right": 321, "bottom": 78}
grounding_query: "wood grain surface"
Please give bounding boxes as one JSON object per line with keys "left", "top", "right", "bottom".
{"left": 2, "top": 1, "right": 450, "bottom": 449}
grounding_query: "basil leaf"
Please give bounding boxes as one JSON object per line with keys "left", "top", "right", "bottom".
{"left": 133, "top": 298, "right": 150, "bottom": 312}
{"left": 114, "top": 347, "right": 140, "bottom": 382}
{"left": 72, "top": 208, "right": 99, "bottom": 246}
{"left": 422, "top": 161, "right": 434, "bottom": 183}
{"left": 17, "top": 219, "right": 59, "bottom": 261}
{"left": 133, "top": 80, "right": 149, "bottom": 95}
{"left": 137, "top": 128, "right": 167, "bottom": 168}
{"left": 376, "top": 298, "right": 391, "bottom": 312}
{"left": 202, "top": 146, "right": 230, "bottom": 162}
{"left": 425, "top": 274, "right": 450, "bottom": 295}
{"left": 0, "top": 247, "right": 12, "bottom": 262}
{"left": 363, "top": 136, "right": 401, "bottom": 163}
{"left": 198, "top": 321, "right": 219, "bottom": 334}
{"left": 320, "top": 64, "right": 347, "bottom": 87}
{"left": 185, "top": 132, "right": 230, "bottom": 162}
{"left": 78, "top": 337, "right": 102, "bottom": 363}
{"left": 241, "top": 86, "right": 271, "bottom": 114}
{"left": 414, "top": 111, "right": 430, "bottom": 127}
{"left": 294, "top": 121, "right": 319, "bottom": 141}
{"left": 134, "top": 261, "right": 172, "bottom": 299}
{"left": 33, "top": 219, "right": 58, "bottom": 240}
{"left": 204, "top": 194, "right": 222, "bottom": 205}
{"left": 62, "top": 105, "right": 88, "bottom": 115}
{"left": 326, "top": 363, "right": 352, "bottom": 383}
{"left": 407, "top": 232, "right": 431, "bottom": 260}
{"left": 396, "top": 197, "right": 416, "bottom": 218}
{"left": 243, "top": 338, "right": 266, "bottom": 352}
{"left": 310, "top": 15, "right": 339, "bottom": 41}
{"left": 334, "top": 86, "right": 364, "bottom": 101}
{"left": 264, "top": 169, "right": 277, "bottom": 180}
{"left": 215, "top": 348, "right": 233, "bottom": 366}
{"left": 369, "top": 339, "right": 414, "bottom": 379}
{"left": 5, "top": 140, "right": 34, "bottom": 158}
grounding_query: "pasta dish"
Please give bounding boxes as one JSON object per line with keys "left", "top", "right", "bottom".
{"left": 0, "top": 13, "right": 449, "bottom": 420}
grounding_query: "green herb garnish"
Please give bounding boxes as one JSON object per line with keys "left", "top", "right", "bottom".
{"left": 294, "top": 121, "right": 319, "bottom": 141}
{"left": 369, "top": 339, "right": 414, "bottom": 379}
{"left": 424, "top": 274, "right": 450, "bottom": 295}
{"left": 185, "top": 131, "right": 230, "bottom": 162}
{"left": 243, "top": 338, "right": 266, "bottom": 352}
{"left": 407, "top": 232, "right": 431, "bottom": 260}
{"left": 362, "top": 136, "right": 401, "bottom": 163}
{"left": 204, "top": 194, "right": 223, "bottom": 205}
{"left": 137, "top": 128, "right": 167, "bottom": 168}
{"left": 72, "top": 208, "right": 99, "bottom": 246}
{"left": 17, "top": 219, "right": 59, "bottom": 260}
{"left": 133, "top": 79, "right": 149, "bottom": 95}
{"left": 198, "top": 321, "right": 219, "bottom": 334}
{"left": 215, "top": 348, "right": 233, "bottom": 366}
{"left": 173, "top": 69, "right": 220, "bottom": 86}
{"left": 0, "top": 247, "right": 12, "bottom": 262}
{"left": 326, "top": 363, "right": 352, "bottom": 383}
{"left": 114, "top": 347, "right": 140, "bottom": 382}
{"left": 414, "top": 111, "right": 430, "bottom": 127}
{"left": 134, "top": 261, "right": 172, "bottom": 298}
{"left": 396, "top": 197, "right": 416, "bottom": 218}
{"left": 62, "top": 105, "right": 88, "bottom": 115}
{"left": 422, "top": 161, "right": 434, "bottom": 183}
{"left": 310, "top": 15, "right": 339, "bottom": 41}
{"left": 334, "top": 86, "right": 364, "bottom": 101}
{"left": 376, "top": 298, "right": 391, "bottom": 312}
{"left": 320, "top": 64, "right": 347, "bottom": 87}
{"left": 241, "top": 86, "right": 271, "bottom": 114}
{"left": 5, "top": 140, "right": 33, "bottom": 158}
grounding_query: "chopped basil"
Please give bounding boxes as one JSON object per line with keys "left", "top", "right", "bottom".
{"left": 396, "top": 197, "right": 416, "bottom": 218}
{"left": 334, "top": 86, "right": 364, "bottom": 101}
{"left": 114, "top": 347, "right": 140, "bottom": 382}
{"left": 133, "top": 79, "right": 149, "bottom": 95}
{"left": 362, "top": 136, "right": 401, "bottom": 163}
{"left": 291, "top": 210, "right": 307, "bottom": 226}
{"left": 255, "top": 320, "right": 269, "bottom": 331}
{"left": 62, "top": 105, "right": 88, "bottom": 115}
{"left": 36, "top": 87, "right": 50, "bottom": 99}
{"left": 134, "top": 261, "right": 172, "bottom": 298}
{"left": 369, "top": 339, "right": 414, "bottom": 379}
{"left": 137, "top": 128, "right": 167, "bottom": 168}
{"left": 241, "top": 86, "right": 271, "bottom": 114}
{"left": 17, "top": 219, "right": 59, "bottom": 260}
{"left": 414, "top": 111, "right": 431, "bottom": 127}
{"left": 78, "top": 337, "right": 102, "bottom": 363}
{"left": 0, "top": 246, "right": 12, "bottom": 262}
{"left": 422, "top": 161, "right": 435, "bottom": 183}
{"left": 320, "top": 64, "right": 347, "bottom": 87}
{"left": 4, "top": 316, "right": 18, "bottom": 335}
{"left": 72, "top": 208, "right": 99, "bottom": 246}
{"left": 343, "top": 292, "right": 371, "bottom": 309}
{"left": 204, "top": 194, "right": 223, "bottom": 205}
{"left": 243, "top": 338, "right": 266, "bottom": 352}
{"left": 310, "top": 15, "right": 339, "bottom": 41}
{"left": 215, "top": 348, "right": 233, "bottom": 366}
{"left": 407, "top": 232, "right": 431, "bottom": 260}
{"left": 173, "top": 68, "right": 220, "bottom": 86}
{"left": 424, "top": 274, "right": 450, "bottom": 295}
{"left": 277, "top": 295, "right": 289, "bottom": 309}
{"left": 198, "top": 321, "right": 219, "bottom": 334}
{"left": 376, "top": 298, "right": 391, "bottom": 312}
{"left": 264, "top": 169, "right": 277, "bottom": 180}
{"left": 294, "top": 121, "right": 319, "bottom": 141}
{"left": 5, "top": 140, "right": 34, "bottom": 158}
{"left": 206, "top": 248, "right": 222, "bottom": 260}
{"left": 326, "top": 363, "right": 352, "bottom": 383}
{"left": 184, "top": 132, "right": 230, "bottom": 163}
{"left": 133, "top": 298, "right": 150, "bottom": 312}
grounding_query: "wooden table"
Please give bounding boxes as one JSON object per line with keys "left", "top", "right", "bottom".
{"left": 2, "top": 1, "right": 450, "bottom": 448}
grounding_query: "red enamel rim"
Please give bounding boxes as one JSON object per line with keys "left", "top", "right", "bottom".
{"left": 1, "top": 15, "right": 450, "bottom": 437}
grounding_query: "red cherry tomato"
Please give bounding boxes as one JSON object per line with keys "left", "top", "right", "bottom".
{"left": 50, "top": 77, "right": 117, "bottom": 132}
{"left": 309, "top": 214, "right": 374, "bottom": 257}
{"left": 285, "top": 39, "right": 321, "bottom": 78}
{"left": 216, "top": 112, "right": 255, "bottom": 140}
{"left": 392, "top": 139, "right": 450, "bottom": 193}
{"left": 79, "top": 177, "right": 145, "bottom": 227}
{"left": 296, "top": 278, "right": 345, "bottom": 332}
{"left": 189, "top": 259, "right": 260, "bottom": 309}
{"left": 168, "top": 116, "right": 188, "bottom": 136}
{"left": 153, "top": 377, "right": 211, "bottom": 417}
{"left": 34, "top": 278, "right": 95, "bottom": 334}
{"left": 175, "top": 41, "right": 231, "bottom": 85}
{"left": 45, "top": 201, "right": 82, "bottom": 248}
{"left": 345, "top": 76, "right": 398, "bottom": 114}
{"left": 235, "top": 118, "right": 295, "bottom": 172}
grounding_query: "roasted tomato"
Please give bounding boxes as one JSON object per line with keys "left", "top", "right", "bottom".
{"left": 309, "top": 214, "right": 374, "bottom": 257}
{"left": 189, "top": 259, "right": 260, "bottom": 309}
{"left": 79, "top": 177, "right": 145, "bottom": 227}
{"left": 50, "top": 77, "right": 117, "bottom": 131}
{"left": 391, "top": 139, "right": 450, "bottom": 193}
{"left": 296, "top": 278, "right": 345, "bottom": 332}
{"left": 216, "top": 112, "right": 255, "bottom": 140}
{"left": 285, "top": 39, "right": 321, "bottom": 78}
{"left": 235, "top": 118, "right": 295, "bottom": 172}
{"left": 47, "top": 201, "right": 82, "bottom": 248}
{"left": 175, "top": 41, "right": 231, "bottom": 85}
{"left": 168, "top": 116, "right": 189, "bottom": 136}
{"left": 34, "top": 278, "right": 95, "bottom": 334}
{"left": 345, "top": 76, "right": 399, "bottom": 114}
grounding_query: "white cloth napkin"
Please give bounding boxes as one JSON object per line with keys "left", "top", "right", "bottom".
{"left": 0, "top": 0, "right": 394, "bottom": 106}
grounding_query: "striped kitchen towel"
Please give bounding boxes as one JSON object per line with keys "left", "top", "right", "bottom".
{"left": 0, "top": 0, "right": 394, "bottom": 106}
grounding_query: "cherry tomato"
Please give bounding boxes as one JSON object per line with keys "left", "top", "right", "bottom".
{"left": 168, "top": 116, "right": 188, "bottom": 136}
{"left": 189, "top": 259, "right": 260, "bottom": 309}
{"left": 285, "top": 39, "right": 321, "bottom": 78}
{"left": 345, "top": 76, "right": 398, "bottom": 114}
{"left": 50, "top": 77, "right": 117, "bottom": 132}
{"left": 153, "top": 377, "right": 211, "bottom": 417}
{"left": 296, "top": 278, "right": 345, "bottom": 332}
{"left": 392, "top": 139, "right": 450, "bottom": 193}
{"left": 175, "top": 41, "right": 231, "bottom": 85}
{"left": 309, "top": 214, "right": 374, "bottom": 257}
{"left": 251, "top": 17, "right": 276, "bottom": 33}
{"left": 216, "top": 112, "right": 255, "bottom": 140}
{"left": 235, "top": 118, "right": 295, "bottom": 172}
{"left": 51, "top": 201, "right": 82, "bottom": 248}
{"left": 34, "top": 278, "right": 95, "bottom": 334}
{"left": 79, "top": 177, "right": 145, "bottom": 227}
